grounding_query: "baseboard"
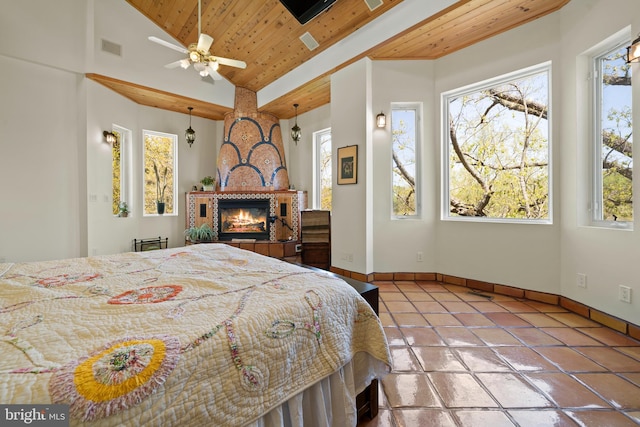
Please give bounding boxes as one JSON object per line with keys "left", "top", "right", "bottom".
{"left": 329, "top": 267, "right": 640, "bottom": 342}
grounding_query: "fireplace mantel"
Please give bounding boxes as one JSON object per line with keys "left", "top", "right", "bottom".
{"left": 185, "top": 191, "right": 306, "bottom": 244}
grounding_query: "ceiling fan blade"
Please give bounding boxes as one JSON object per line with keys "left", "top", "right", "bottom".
{"left": 205, "top": 65, "right": 223, "bottom": 80}
{"left": 164, "top": 60, "right": 183, "bottom": 69}
{"left": 212, "top": 56, "right": 247, "bottom": 69}
{"left": 197, "top": 33, "right": 214, "bottom": 53}
{"left": 148, "top": 36, "right": 188, "bottom": 54}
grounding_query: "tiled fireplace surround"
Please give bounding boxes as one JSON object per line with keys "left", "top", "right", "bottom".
{"left": 327, "top": 266, "right": 640, "bottom": 342}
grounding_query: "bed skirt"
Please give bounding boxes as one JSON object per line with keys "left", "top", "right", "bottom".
{"left": 246, "top": 353, "right": 387, "bottom": 427}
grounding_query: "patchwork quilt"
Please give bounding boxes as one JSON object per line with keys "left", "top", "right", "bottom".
{"left": 0, "top": 244, "right": 390, "bottom": 426}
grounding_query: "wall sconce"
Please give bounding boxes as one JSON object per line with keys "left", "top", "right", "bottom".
{"left": 376, "top": 111, "right": 386, "bottom": 128}
{"left": 291, "top": 103, "right": 301, "bottom": 144}
{"left": 627, "top": 34, "right": 640, "bottom": 63}
{"left": 185, "top": 107, "right": 196, "bottom": 147}
{"left": 103, "top": 130, "right": 116, "bottom": 144}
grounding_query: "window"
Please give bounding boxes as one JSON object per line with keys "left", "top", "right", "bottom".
{"left": 593, "top": 41, "right": 633, "bottom": 226}
{"left": 442, "top": 63, "right": 551, "bottom": 222}
{"left": 392, "top": 103, "right": 421, "bottom": 217}
{"left": 143, "top": 130, "right": 177, "bottom": 216}
{"left": 111, "top": 125, "right": 132, "bottom": 216}
{"left": 314, "top": 128, "right": 332, "bottom": 210}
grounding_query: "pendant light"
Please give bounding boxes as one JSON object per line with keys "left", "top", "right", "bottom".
{"left": 291, "top": 103, "right": 301, "bottom": 144}
{"left": 185, "top": 107, "right": 196, "bottom": 147}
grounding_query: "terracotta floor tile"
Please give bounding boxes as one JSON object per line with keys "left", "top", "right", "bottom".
{"left": 453, "top": 347, "right": 512, "bottom": 372}
{"left": 454, "top": 313, "right": 496, "bottom": 327}
{"left": 435, "top": 327, "right": 486, "bottom": 347}
{"left": 507, "top": 327, "right": 563, "bottom": 346}
{"left": 400, "top": 327, "right": 446, "bottom": 347}
{"left": 508, "top": 410, "right": 582, "bottom": 427}
{"left": 577, "top": 327, "right": 640, "bottom": 346}
{"left": 392, "top": 409, "right": 457, "bottom": 427}
{"left": 522, "top": 301, "right": 568, "bottom": 313}
{"left": 439, "top": 301, "right": 477, "bottom": 313}
{"left": 402, "top": 291, "right": 434, "bottom": 302}
{"left": 534, "top": 347, "right": 608, "bottom": 372}
{"left": 524, "top": 372, "right": 610, "bottom": 408}
{"left": 547, "top": 312, "right": 600, "bottom": 328}
{"left": 412, "top": 301, "right": 448, "bottom": 313}
{"left": 367, "top": 282, "right": 640, "bottom": 427}
{"left": 378, "top": 312, "right": 396, "bottom": 327}
{"left": 472, "top": 328, "right": 523, "bottom": 346}
{"left": 380, "top": 292, "right": 408, "bottom": 302}
{"left": 619, "top": 372, "right": 640, "bottom": 387}
{"left": 616, "top": 346, "right": 640, "bottom": 360}
{"left": 394, "top": 282, "right": 423, "bottom": 290}
{"left": 565, "top": 409, "right": 640, "bottom": 426}
{"left": 423, "top": 313, "right": 462, "bottom": 327}
{"left": 412, "top": 347, "right": 467, "bottom": 372}
{"left": 389, "top": 347, "right": 422, "bottom": 372}
{"left": 429, "top": 372, "right": 498, "bottom": 408}
{"left": 475, "top": 373, "right": 553, "bottom": 408}
{"left": 484, "top": 312, "right": 532, "bottom": 327}
{"left": 575, "top": 347, "right": 640, "bottom": 372}
{"left": 575, "top": 373, "right": 640, "bottom": 409}
{"left": 468, "top": 301, "right": 509, "bottom": 313}
{"left": 539, "top": 327, "right": 604, "bottom": 346}
{"left": 381, "top": 373, "right": 440, "bottom": 408}
{"left": 385, "top": 301, "right": 418, "bottom": 313}
{"left": 358, "top": 409, "right": 394, "bottom": 427}
{"left": 431, "top": 292, "right": 462, "bottom": 302}
{"left": 384, "top": 327, "right": 406, "bottom": 346}
{"left": 496, "top": 301, "right": 540, "bottom": 313}
{"left": 493, "top": 347, "right": 558, "bottom": 371}
{"left": 453, "top": 410, "right": 516, "bottom": 426}
{"left": 392, "top": 313, "right": 428, "bottom": 327}
{"left": 516, "top": 313, "right": 566, "bottom": 327}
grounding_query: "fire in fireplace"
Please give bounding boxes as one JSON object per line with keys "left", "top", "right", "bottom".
{"left": 218, "top": 199, "right": 271, "bottom": 241}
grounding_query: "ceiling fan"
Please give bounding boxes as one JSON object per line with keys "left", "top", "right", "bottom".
{"left": 148, "top": 0, "right": 246, "bottom": 81}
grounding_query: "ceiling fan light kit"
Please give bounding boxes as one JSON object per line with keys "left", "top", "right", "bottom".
{"left": 148, "top": 0, "right": 246, "bottom": 82}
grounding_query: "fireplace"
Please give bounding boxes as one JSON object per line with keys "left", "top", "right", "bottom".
{"left": 217, "top": 199, "right": 271, "bottom": 241}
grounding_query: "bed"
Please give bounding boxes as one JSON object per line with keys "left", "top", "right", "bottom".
{"left": 0, "top": 244, "right": 390, "bottom": 426}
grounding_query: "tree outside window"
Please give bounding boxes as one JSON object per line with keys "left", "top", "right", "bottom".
{"left": 443, "top": 64, "right": 550, "bottom": 222}
{"left": 143, "top": 130, "right": 177, "bottom": 215}
{"left": 594, "top": 43, "right": 632, "bottom": 224}
{"left": 392, "top": 104, "right": 420, "bottom": 217}
{"left": 314, "top": 128, "right": 332, "bottom": 210}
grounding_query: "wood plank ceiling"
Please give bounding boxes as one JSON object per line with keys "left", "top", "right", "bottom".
{"left": 88, "top": 0, "right": 570, "bottom": 121}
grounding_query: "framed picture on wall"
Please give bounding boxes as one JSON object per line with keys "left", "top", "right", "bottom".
{"left": 337, "top": 145, "right": 358, "bottom": 185}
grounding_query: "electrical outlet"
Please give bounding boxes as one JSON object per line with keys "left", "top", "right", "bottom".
{"left": 416, "top": 251, "right": 424, "bottom": 262}
{"left": 576, "top": 273, "right": 587, "bottom": 288}
{"left": 619, "top": 285, "right": 632, "bottom": 303}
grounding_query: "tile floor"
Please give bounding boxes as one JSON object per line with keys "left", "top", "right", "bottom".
{"left": 360, "top": 280, "right": 640, "bottom": 427}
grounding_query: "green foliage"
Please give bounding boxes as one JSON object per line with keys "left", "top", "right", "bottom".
{"left": 111, "top": 131, "right": 121, "bottom": 215}
{"left": 447, "top": 71, "right": 550, "bottom": 219}
{"left": 144, "top": 132, "right": 175, "bottom": 215}
{"left": 200, "top": 176, "right": 215, "bottom": 186}
{"left": 184, "top": 223, "right": 215, "bottom": 242}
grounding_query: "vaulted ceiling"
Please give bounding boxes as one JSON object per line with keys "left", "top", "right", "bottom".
{"left": 87, "top": 0, "right": 570, "bottom": 121}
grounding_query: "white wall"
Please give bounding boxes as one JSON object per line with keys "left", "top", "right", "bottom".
{"left": 559, "top": 0, "right": 640, "bottom": 324}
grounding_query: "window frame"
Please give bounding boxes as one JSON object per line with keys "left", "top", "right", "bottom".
{"left": 441, "top": 62, "right": 553, "bottom": 224}
{"left": 313, "top": 127, "right": 332, "bottom": 210}
{"left": 142, "top": 129, "right": 178, "bottom": 217}
{"left": 391, "top": 102, "right": 422, "bottom": 220}
{"left": 112, "top": 125, "right": 132, "bottom": 217}
{"left": 590, "top": 36, "right": 633, "bottom": 229}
